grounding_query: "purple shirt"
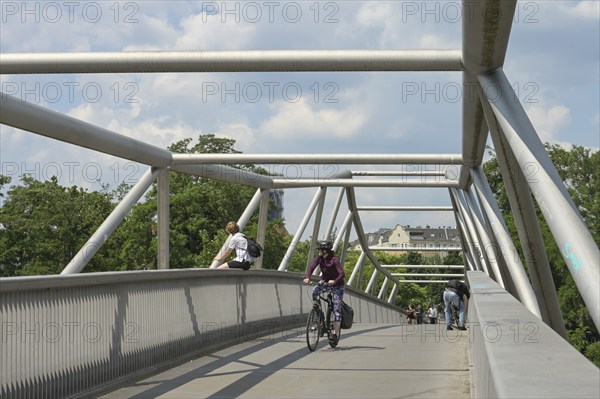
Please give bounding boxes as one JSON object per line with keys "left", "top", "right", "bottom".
{"left": 306, "top": 255, "right": 345, "bottom": 286}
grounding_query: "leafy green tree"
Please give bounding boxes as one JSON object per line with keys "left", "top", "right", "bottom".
{"left": 0, "top": 174, "right": 11, "bottom": 199}
{"left": 546, "top": 144, "right": 599, "bottom": 244}
{"left": 443, "top": 251, "right": 463, "bottom": 265}
{"left": 112, "top": 197, "right": 157, "bottom": 271}
{"left": 259, "top": 220, "right": 292, "bottom": 270}
{"left": 0, "top": 176, "right": 115, "bottom": 276}
{"left": 585, "top": 342, "right": 600, "bottom": 368}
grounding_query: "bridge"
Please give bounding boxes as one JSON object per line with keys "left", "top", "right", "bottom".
{"left": 2, "top": 270, "right": 598, "bottom": 398}
{"left": 1, "top": 1, "right": 599, "bottom": 398}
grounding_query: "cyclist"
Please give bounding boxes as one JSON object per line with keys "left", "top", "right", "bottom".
{"left": 303, "top": 241, "right": 345, "bottom": 345}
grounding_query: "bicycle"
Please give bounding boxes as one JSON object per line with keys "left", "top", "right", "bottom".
{"left": 450, "top": 302, "right": 468, "bottom": 329}
{"left": 450, "top": 302, "right": 460, "bottom": 328}
{"left": 306, "top": 281, "right": 340, "bottom": 351}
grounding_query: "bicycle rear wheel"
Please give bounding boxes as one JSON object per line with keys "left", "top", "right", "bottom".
{"left": 451, "top": 305, "right": 459, "bottom": 327}
{"left": 306, "top": 309, "right": 321, "bottom": 351}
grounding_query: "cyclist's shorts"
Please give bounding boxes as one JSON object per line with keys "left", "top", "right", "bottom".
{"left": 228, "top": 260, "right": 251, "bottom": 270}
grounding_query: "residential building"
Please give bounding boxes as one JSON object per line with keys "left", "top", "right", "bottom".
{"left": 351, "top": 224, "right": 461, "bottom": 257}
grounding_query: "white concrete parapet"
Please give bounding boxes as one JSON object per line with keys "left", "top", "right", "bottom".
{"left": 0, "top": 269, "right": 402, "bottom": 398}
{"left": 468, "top": 271, "right": 599, "bottom": 398}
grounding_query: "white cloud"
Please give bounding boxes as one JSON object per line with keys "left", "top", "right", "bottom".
{"left": 174, "top": 11, "right": 257, "bottom": 50}
{"left": 214, "top": 122, "right": 257, "bottom": 151}
{"left": 355, "top": 2, "right": 393, "bottom": 27}
{"left": 259, "top": 98, "right": 367, "bottom": 140}
{"left": 562, "top": 1, "right": 600, "bottom": 20}
{"left": 526, "top": 105, "right": 571, "bottom": 143}
{"left": 120, "top": 16, "right": 180, "bottom": 51}
{"left": 67, "top": 102, "right": 193, "bottom": 149}
{"left": 350, "top": 2, "right": 461, "bottom": 49}
{"left": 0, "top": 125, "right": 27, "bottom": 148}
{"left": 419, "top": 33, "right": 458, "bottom": 49}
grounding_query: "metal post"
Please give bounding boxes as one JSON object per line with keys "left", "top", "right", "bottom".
{"left": 472, "top": 167, "right": 541, "bottom": 317}
{"left": 348, "top": 251, "right": 367, "bottom": 288}
{"left": 449, "top": 188, "right": 475, "bottom": 272}
{"left": 388, "top": 284, "right": 399, "bottom": 304}
{"left": 254, "top": 189, "right": 270, "bottom": 269}
{"left": 157, "top": 168, "right": 170, "bottom": 270}
{"left": 366, "top": 269, "right": 379, "bottom": 295}
{"left": 339, "top": 217, "right": 353, "bottom": 266}
{"left": 323, "top": 188, "right": 345, "bottom": 240}
{"left": 278, "top": 187, "right": 326, "bottom": 271}
{"left": 306, "top": 187, "right": 327, "bottom": 272}
{"left": 460, "top": 71, "right": 489, "bottom": 189}
{"left": 378, "top": 277, "right": 390, "bottom": 300}
{"left": 210, "top": 188, "right": 263, "bottom": 268}
{"left": 465, "top": 187, "right": 505, "bottom": 287}
{"left": 458, "top": 189, "right": 493, "bottom": 277}
{"left": 450, "top": 188, "right": 485, "bottom": 272}
{"left": 62, "top": 167, "right": 160, "bottom": 274}
{"left": 453, "top": 207, "right": 477, "bottom": 272}
{"left": 333, "top": 211, "right": 353, "bottom": 252}
{"left": 474, "top": 191, "right": 518, "bottom": 297}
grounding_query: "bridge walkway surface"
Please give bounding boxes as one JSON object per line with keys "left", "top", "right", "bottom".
{"left": 100, "top": 323, "right": 471, "bottom": 399}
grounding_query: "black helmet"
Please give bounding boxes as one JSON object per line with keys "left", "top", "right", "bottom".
{"left": 317, "top": 241, "right": 333, "bottom": 251}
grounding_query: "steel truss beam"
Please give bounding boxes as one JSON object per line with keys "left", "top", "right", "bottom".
{"left": 369, "top": 246, "right": 462, "bottom": 252}
{"left": 392, "top": 273, "right": 464, "bottom": 278}
{"left": 0, "top": 50, "right": 462, "bottom": 74}
{"left": 471, "top": 167, "right": 541, "bottom": 317}
{"left": 172, "top": 153, "right": 462, "bottom": 165}
{"left": 381, "top": 265, "right": 464, "bottom": 269}
{"left": 352, "top": 171, "right": 450, "bottom": 177}
{"left": 272, "top": 179, "right": 458, "bottom": 188}
{"left": 356, "top": 206, "right": 453, "bottom": 211}
{"left": 1, "top": 93, "right": 171, "bottom": 167}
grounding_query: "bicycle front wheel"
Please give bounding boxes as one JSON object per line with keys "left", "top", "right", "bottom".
{"left": 328, "top": 323, "right": 341, "bottom": 348}
{"left": 306, "top": 308, "right": 321, "bottom": 351}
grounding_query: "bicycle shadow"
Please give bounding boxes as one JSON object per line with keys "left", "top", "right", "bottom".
{"left": 326, "top": 345, "right": 386, "bottom": 351}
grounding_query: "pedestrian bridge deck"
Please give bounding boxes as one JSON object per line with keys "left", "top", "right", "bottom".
{"left": 101, "top": 324, "right": 471, "bottom": 399}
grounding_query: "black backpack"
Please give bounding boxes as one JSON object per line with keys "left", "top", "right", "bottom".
{"left": 243, "top": 235, "right": 263, "bottom": 258}
{"left": 341, "top": 301, "right": 354, "bottom": 329}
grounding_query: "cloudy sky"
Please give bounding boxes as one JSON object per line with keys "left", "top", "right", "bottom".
{"left": 1, "top": 1, "right": 598, "bottom": 238}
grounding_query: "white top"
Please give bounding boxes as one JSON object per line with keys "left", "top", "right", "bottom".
{"left": 228, "top": 232, "right": 252, "bottom": 262}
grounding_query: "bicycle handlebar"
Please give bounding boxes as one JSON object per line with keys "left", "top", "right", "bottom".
{"left": 306, "top": 280, "right": 334, "bottom": 289}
